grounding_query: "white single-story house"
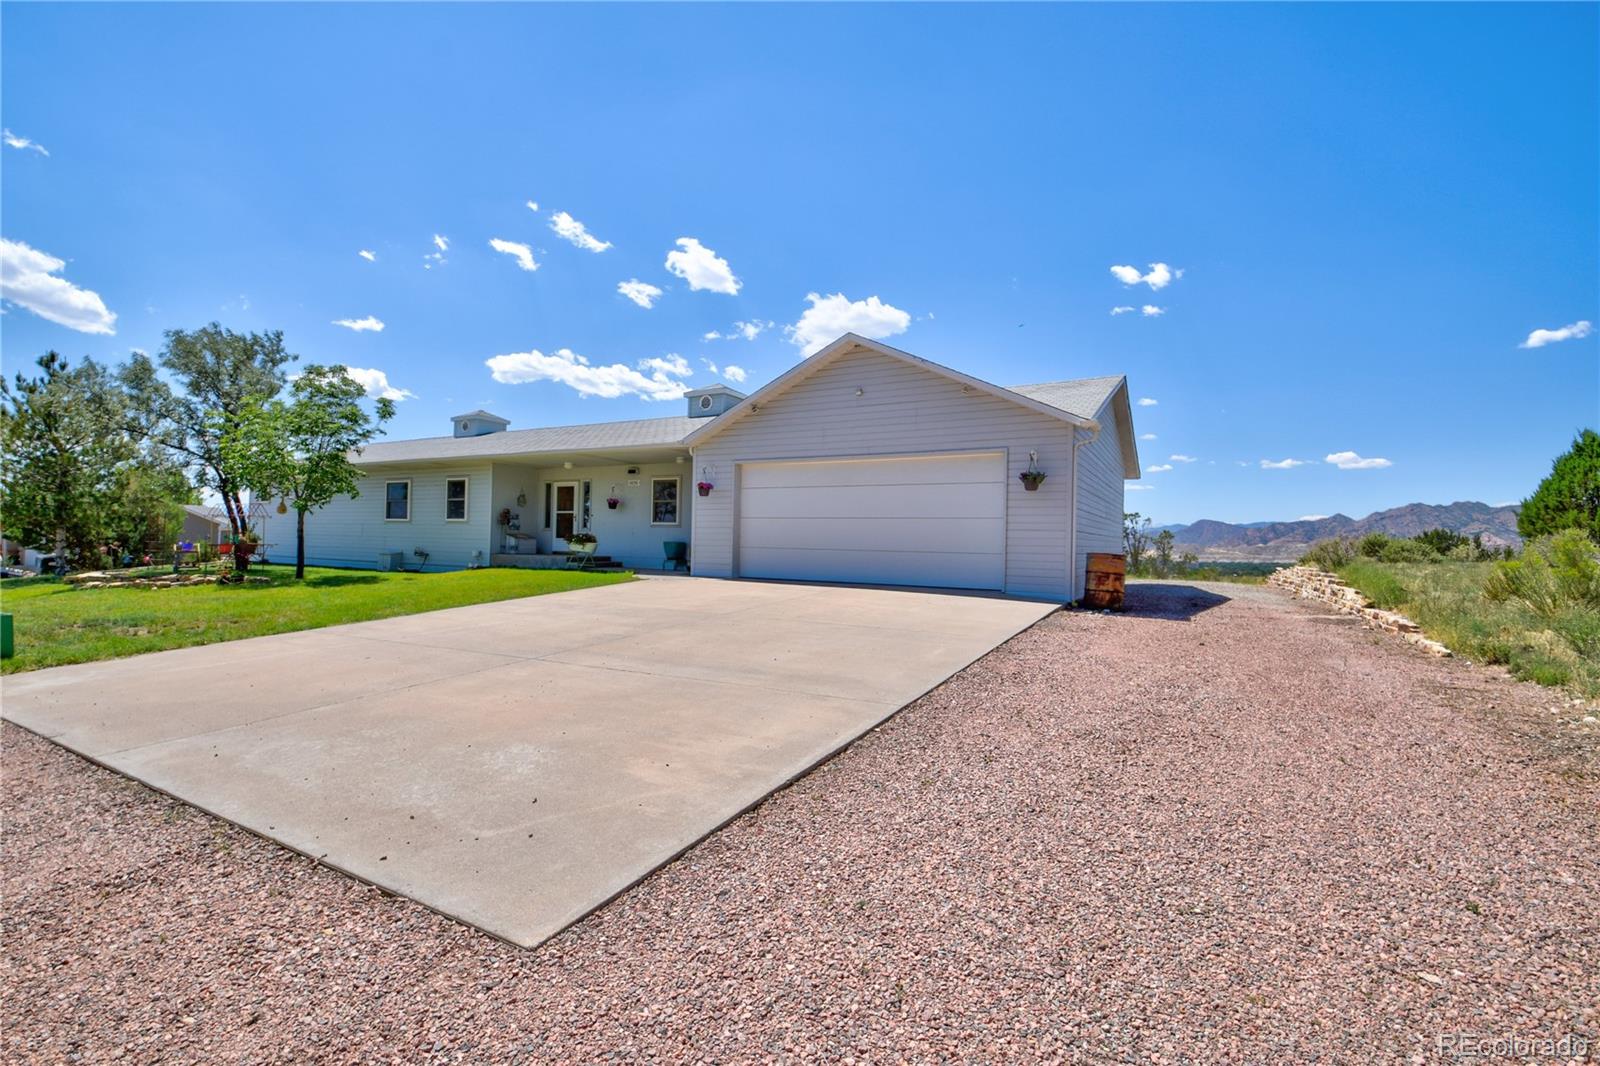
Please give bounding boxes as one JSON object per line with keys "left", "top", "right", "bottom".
{"left": 302, "top": 333, "right": 1140, "bottom": 601}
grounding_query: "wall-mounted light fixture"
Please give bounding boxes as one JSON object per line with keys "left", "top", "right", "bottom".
{"left": 855, "top": 387, "right": 864, "bottom": 396}
{"left": 516, "top": 489, "right": 527, "bottom": 507}
{"left": 563, "top": 461, "right": 574, "bottom": 470}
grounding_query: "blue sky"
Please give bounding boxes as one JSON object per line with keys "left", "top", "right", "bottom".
{"left": 3, "top": 3, "right": 1595, "bottom": 524}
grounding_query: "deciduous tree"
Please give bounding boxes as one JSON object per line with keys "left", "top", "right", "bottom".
{"left": 121, "top": 323, "right": 295, "bottom": 540}
{"left": 222, "top": 365, "right": 393, "bottom": 578}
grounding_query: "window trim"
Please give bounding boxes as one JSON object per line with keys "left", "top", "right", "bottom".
{"left": 384, "top": 479, "right": 412, "bottom": 522}
{"left": 649, "top": 475, "right": 681, "bottom": 527}
{"left": 444, "top": 477, "right": 469, "bottom": 522}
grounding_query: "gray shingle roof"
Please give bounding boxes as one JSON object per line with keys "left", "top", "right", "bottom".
{"left": 1006, "top": 376, "right": 1124, "bottom": 421}
{"left": 351, "top": 415, "right": 700, "bottom": 465}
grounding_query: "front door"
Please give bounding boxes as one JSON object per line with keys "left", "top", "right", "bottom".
{"left": 553, "top": 482, "right": 579, "bottom": 544}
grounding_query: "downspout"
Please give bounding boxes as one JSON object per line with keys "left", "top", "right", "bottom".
{"left": 1069, "top": 420, "right": 1101, "bottom": 602}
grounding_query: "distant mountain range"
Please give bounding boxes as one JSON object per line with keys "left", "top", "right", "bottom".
{"left": 1155, "top": 501, "right": 1523, "bottom": 561}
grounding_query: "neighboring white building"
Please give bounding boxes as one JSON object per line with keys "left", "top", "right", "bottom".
{"left": 301, "top": 334, "right": 1140, "bottom": 601}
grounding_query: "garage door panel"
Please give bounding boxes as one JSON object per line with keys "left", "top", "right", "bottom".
{"left": 739, "top": 515, "right": 1006, "bottom": 554}
{"left": 738, "top": 547, "right": 1004, "bottom": 590}
{"left": 739, "top": 481, "right": 1004, "bottom": 521}
{"left": 741, "top": 453, "right": 1003, "bottom": 489}
{"left": 736, "top": 452, "right": 1007, "bottom": 591}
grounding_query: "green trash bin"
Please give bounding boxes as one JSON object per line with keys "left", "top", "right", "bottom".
{"left": 1, "top": 612, "right": 13, "bottom": 660}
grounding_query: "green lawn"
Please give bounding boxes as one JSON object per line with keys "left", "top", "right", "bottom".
{"left": 0, "top": 565, "right": 632, "bottom": 674}
{"left": 1337, "top": 559, "right": 1599, "bottom": 698}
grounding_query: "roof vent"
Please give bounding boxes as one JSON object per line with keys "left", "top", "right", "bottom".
{"left": 451, "top": 409, "right": 510, "bottom": 438}
{"left": 683, "top": 384, "right": 746, "bottom": 419}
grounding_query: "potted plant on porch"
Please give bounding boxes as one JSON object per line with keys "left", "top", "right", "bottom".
{"left": 566, "top": 530, "right": 598, "bottom": 555}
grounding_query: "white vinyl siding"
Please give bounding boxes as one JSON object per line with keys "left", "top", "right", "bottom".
{"left": 737, "top": 453, "right": 1006, "bottom": 589}
{"left": 301, "top": 463, "right": 495, "bottom": 571}
{"left": 691, "top": 344, "right": 1078, "bottom": 600}
{"left": 1074, "top": 401, "right": 1128, "bottom": 598}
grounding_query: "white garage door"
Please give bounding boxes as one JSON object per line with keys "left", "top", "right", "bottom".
{"left": 737, "top": 452, "right": 1006, "bottom": 590}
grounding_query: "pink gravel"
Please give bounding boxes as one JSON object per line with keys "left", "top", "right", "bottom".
{"left": 4, "top": 581, "right": 1597, "bottom": 1063}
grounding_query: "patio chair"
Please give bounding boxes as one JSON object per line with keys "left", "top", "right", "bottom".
{"left": 662, "top": 541, "right": 689, "bottom": 572}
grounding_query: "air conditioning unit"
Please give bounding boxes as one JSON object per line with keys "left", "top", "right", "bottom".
{"left": 377, "top": 550, "right": 405, "bottom": 572}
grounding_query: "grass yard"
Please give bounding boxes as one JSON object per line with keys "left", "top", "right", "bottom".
{"left": 1337, "top": 558, "right": 1599, "bottom": 698}
{"left": 0, "top": 565, "right": 632, "bottom": 674}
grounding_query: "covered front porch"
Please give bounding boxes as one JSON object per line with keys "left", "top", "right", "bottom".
{"left": 487, "top": 444, "right": 697, "bottom": 574}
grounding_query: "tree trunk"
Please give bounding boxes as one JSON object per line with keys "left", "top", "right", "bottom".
{"left": 296, "top": 509, "right": 306, "bottom": 580}
{"left": 54, "top": 527, "right": 67, "bottom": 577}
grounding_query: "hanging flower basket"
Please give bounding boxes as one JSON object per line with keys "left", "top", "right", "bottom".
{"left": 697, "top": 481, "right": 714, "bottom": 497}
{"left": 606, "top": 497, "right": 621, "bottom": 510}
{"left": 1019, "top": 470, "right": 1047, "bottom": 492}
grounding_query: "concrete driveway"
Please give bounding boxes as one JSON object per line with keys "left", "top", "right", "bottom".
{"left": 2, "top": 577, "right": 1053, "bottom": 946}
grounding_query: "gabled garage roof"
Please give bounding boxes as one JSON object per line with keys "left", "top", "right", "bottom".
{"left": 681, "top": 333, "right": 1102, "bottom": 448}
{"left": 1010, "top": 376, "right": 1141, "bottom": 478}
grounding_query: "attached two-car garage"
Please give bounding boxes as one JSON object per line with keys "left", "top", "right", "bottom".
{"left": 735, "top": 452, "right": 1007, "bottom": 591}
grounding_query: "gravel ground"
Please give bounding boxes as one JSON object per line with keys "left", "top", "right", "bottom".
{"left": 5, "top": 581, "right": 1597, "bottom": 1063}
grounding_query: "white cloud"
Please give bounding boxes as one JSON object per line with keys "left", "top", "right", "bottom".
{"left": 1146, "top": 463, "right": 1174, "bottom": 473}
{"left": 639, "top": 352, "right": 692, "bottom": 377}
{"left": 342, "top": 366, "right": 414, "bottom": 401}
{"left": 1260, "top": 458, "right": 1307, "bottom": 469}
{"left": 707, "top": 319, "right": 773, "bottom": 341}
{"left": 787, "top": 291, "right": 911, "bottom": 356}
{"left": 332, "top": 315, "right": 385, "bottom": 332}
{"left": 1110, "top": 305, "right": 1136, "bottom": 316}
{"left": 700, "top": 357, "right": 719, "bottom": 373}
{"left": 1127, "top": 484, "right": 1155, "bottom": 491}
{"left": 3, "top": 129, "right": 48, "bottom": 156}
{"left": 433, "top": 234, "right": 449, "bottom": 252}
{"left": 617, "top": 279, "right": 663, "bottom": 308}
{"left": 1137, "top": 397, "right": 1158, "bottom": 406}
{"left": 549, "top": 210, "right": 611, "bottom": 253}
{"left": 525, "top": 200, "right": 539, "bottom": 213}
{"left": 1325, "top": 450, "right": 1392, "bottom": 470}
{"left": 1110, "top": 262, "right": 1179, "bottom": 291}
{"left": 664, "top": 237, "right": 740, "bottom": 295}
{"left": 1298, "top": 514, "right": 1329, "bottom": 521}
{"left": 722, "top": 364, "right": 747, "bottom": 383}
{"left": 1139, "top": 432, "right": 1157, "bottom": 440}
{"left": 1169, "top": 454, "right": 1197, "bottom": 463}
{"left": 485, "top": 347, "right": 691, "bottom": 401}
{"left": 1141, "top": 305, "right": 1165, "bottom": 317}
{"left": 1519, "top": 320, "right": 1592, "bottom": 349}
{"left": 358, "top": 249, "right": 376, "bottom": 262}
{"left": 1492, "top": 500, "right": 1517, "bottom": 508}
{"left": 489, "top": 238, "right": 539, "bottom": 272}
{"left": 0, "top": 238, "right": 117, "bottom": 334}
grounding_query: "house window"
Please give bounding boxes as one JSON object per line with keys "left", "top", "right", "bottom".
{"left": 543, "top": 484, "right": 553, "bottom": 529}
{"left": 445, "top": 478, "right": 468, "bottom": 521}
{"left": 650, "top": 477, "right": 680, "bottom": 526}
{"left": 384, "top": 480, "right": 411, "bottom": 521}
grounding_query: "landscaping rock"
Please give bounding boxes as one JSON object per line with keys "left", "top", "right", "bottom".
{"left": 1267, "top": 565, "right": 1452, "bottom": 656}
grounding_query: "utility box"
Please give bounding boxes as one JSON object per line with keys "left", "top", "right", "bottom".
{"left": 377, "top": 550, "right": 406, "bottom": 572}
{"left": 1, "top": 612, "right": 12, "bottom": 659}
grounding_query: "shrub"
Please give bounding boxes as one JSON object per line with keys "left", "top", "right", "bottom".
{"left": 1356, "top": 532, "right": 1392, "bottom": 558}
{"left": 1377, "top": 537, "right": 1440, "bottom": 564}
{"left": 1414, "top": 528, "right": 1468, "bottom": 555}
{"left": 1301, "top": 538, "right": 1354, "bottom": 570}
{"left": 1484, "top": 529, "right": 1600, "bottom": 617}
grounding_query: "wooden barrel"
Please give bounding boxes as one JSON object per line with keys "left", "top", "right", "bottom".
{"left": 1082, "top": 552, "right": 1125, "bottom": 609}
